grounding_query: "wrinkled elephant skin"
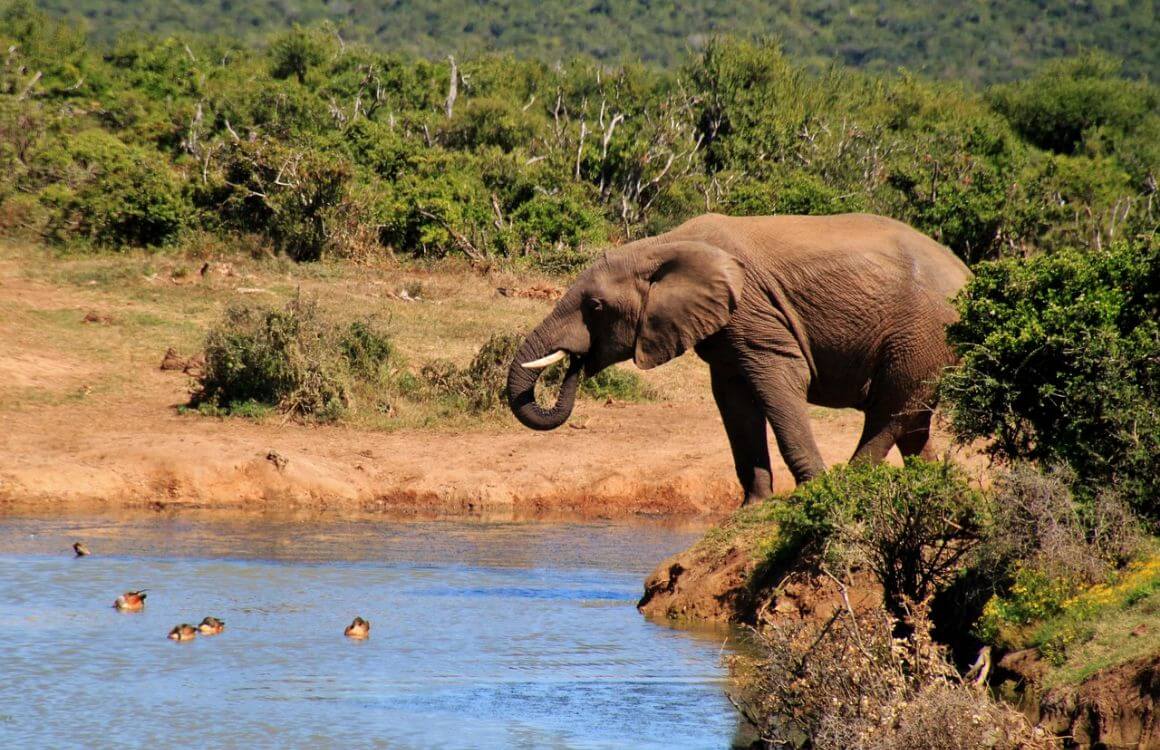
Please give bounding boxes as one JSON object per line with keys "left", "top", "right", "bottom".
{"left": 507, "top": 213, "right": 972, "bottom": 506}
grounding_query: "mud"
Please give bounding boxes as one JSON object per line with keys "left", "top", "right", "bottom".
{"left": 638, "top": 540, "right": 882, "bottom": 626}
{"left": 998, "top": 650, "right": 1160, "bottom": 749}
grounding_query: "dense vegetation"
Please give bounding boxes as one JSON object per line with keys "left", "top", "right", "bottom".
{"left": 36, "top": 0, "right": 1160, "bottom": 84}
{"left": 1, "top": 2, "right": 1155, "bottom": 271}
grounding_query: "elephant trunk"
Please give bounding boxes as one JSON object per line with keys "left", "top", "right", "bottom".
{"left": 507, "top": 330, "right": 583, "bottom": 431}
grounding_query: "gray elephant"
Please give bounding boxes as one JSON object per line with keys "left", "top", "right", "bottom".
{"left": 507, "top": 213, "right": 972, "bottom": 505}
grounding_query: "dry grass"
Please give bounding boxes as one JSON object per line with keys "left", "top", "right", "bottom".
{"left": 0, "top": 239, "right": 710, "bottom": 426}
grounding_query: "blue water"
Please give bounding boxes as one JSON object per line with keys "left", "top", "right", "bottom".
{"left": 0, "top": 516, "right": 744, "bottom": 749}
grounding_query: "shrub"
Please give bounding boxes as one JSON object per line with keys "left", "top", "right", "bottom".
{"left": 942, "top": 236, "right": 1160, "bottom": 519}
{"left": 973, "top": 463, "right": 1143, "bottom": 650}
{"left": 268, "top": 26, "right": 328, "bottom": 84}
{"left": 769, "top": 459, "right": 985, "bottom": 615}
{"left": 441, "top": 96, "right": 537, "bottom": 153}
{"left": 988, "top": 52, "right": 1158, "bottom": 155}
{"left": 194, "top": 296, "right": 397, "bottom": 420}
{"left": 203, "top": 138, "right": 353, "bottom": 261}
{"left": 421, "top": 331, "right": 654, "bottom": 414}
{"left": 38, "top": 130, "right": 188, "bottom": 248}
{"left": 729, "top": 599, "right": 1050, "bottom": 749}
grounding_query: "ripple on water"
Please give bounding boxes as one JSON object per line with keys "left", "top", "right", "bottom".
{"left": 0, "top": 516, "right": 743, "bottom": 749}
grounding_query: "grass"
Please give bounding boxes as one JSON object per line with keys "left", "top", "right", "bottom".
{"left": 0, "top": 238, "right": 693, "bottom": 428}
{"left": 697, "top": 500, "right": 783, "bottom": 562}
{"left": 1030, "top": 551, "right": 1160, "bottom": 686}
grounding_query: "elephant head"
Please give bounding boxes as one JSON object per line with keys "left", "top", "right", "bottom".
{"left": 506, "top": 240, "right": 746, "bottom": 430}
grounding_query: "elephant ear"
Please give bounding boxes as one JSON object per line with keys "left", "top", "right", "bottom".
{"left": 633, "top": 241, "right": 746, "bottom": 370}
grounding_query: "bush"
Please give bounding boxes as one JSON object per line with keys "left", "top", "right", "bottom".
{"left": 988, "top": 52, "right": 1158, "bottom": 155}
{"left": 38, "top": 129, "right": 188, "bottom": 248}
{"left": 972, "top": 464, "right": 1142, "bottom": 650}
{"left": 942, "top": 236, "right": 1160, "bottom": 519}
{"left": 194, "top": 296, "right": 397, "bottom": 420}
{"left": 200, "top": 138, "right": 352, "bottom": 261}
{"left": 729, "top": 599, "right": 1049, "bottom": 749}
{"left": 421, "top": 331, "right": 654, "bottom": 414}
{"left": 769, "top": 459, "right": 985, "bottom": 615}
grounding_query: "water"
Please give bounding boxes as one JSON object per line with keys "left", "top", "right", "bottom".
{"left": 0, "top": 515, "right": 745, "bottom": 749}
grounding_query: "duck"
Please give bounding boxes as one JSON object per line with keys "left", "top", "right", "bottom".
{"left": 113, "top": 591, "right": 147, "bottom": 611}
{"left": 168, "top": 624, "right": 198, "bottom": 641}
{"left": 73, "top": 542, "right": 90, "bottom": 557}
{"left": 197, "top": 616, "right": 225, "bottom": 635}
{"left": 344, "top": 616, "right": 370, "bottom": 639}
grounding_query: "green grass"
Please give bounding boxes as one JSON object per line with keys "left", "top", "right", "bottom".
{"left": 1030, "top": 552, "right": 1160, "bottom": 686}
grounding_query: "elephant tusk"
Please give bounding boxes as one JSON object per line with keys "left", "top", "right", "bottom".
{"left": 521, "top": 350, "right": 567, "bottom": 370}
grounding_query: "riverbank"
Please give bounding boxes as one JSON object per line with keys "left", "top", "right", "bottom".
{"left": 0, "top": 241, "right": 955, "bottom": 520}
{"left": 640, "top": 487, "right": 1160, "bottom": 749}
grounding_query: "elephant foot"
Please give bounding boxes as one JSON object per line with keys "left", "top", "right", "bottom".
{"left": 741, "top": 488, "right": 773, "bottom": 507}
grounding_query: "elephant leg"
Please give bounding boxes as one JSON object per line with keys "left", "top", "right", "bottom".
{"left": 853, "top": 392, "right": 935, "bottom": 464}
{"left": 851, "top": 411, "right": 898, "bottom": 464}
{"left": 744, "top": 358, "right": 825, "bottom": 485}
{"left": 895, "top": 409, "right": 935, "bottom": 459}
{"left": 709, "top": 364, "right": 773, "bottom": 505}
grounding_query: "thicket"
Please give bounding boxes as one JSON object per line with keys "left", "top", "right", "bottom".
{"left": 943, "top": 235, "right": 1160, "bottom": 519}
{"left": 755, "top": 460, "right": 985, "bottom": 618}
{"left": 1, "top": 3, "right": 1155, "bottom": 268}
{"left": 37, "top": 0, "right": 1160, "bottom": 84}
{"left": 193, "top": 296, "right": 402, "bottom": 420}
{"left": 730, "top": 600, "right": 1052, "bottom": 749}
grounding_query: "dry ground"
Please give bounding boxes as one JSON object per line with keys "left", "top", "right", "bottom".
{"left": 0, "top": 241, "right": 979, "bottom": 520}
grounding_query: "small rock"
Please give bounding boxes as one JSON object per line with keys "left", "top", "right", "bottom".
{"left": 266, "top": 450, "right": 288, "bottom": 471}
{"left": 159, "top": 347, "right": 186, "bottom": 371}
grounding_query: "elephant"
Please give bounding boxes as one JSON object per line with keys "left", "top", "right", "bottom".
{"left": 506, "top": 213, "right": 972, "bottom": 506}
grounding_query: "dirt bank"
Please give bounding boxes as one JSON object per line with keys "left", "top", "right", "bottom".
{"left": 638, "top": 533, "right": 883, "bottom": 625}
{"left": 0, "top": 247, "right": 956, "bottom": 520}
{"left": 997, "top": 649, "right": 1160, "bottom": 749}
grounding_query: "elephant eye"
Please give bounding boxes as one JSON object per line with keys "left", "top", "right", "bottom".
{"left": 584, "top": 297, "right": 604, "bottom": 314}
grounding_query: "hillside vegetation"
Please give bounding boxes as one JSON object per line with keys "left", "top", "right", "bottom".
{"left": 1, "top": 2, "right": 1155, "bottom": 271}
{"left": 36, "top": 0, "right": 1160, "bottom": 84}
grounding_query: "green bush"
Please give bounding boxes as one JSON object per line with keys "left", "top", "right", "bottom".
{"left": 943, "top": 236, "right": 1160, "bottom": 518}
{"left": 268, "top": 26, "right": 328, "bottom": 84}
{"left": 768, "top": 459, "right": 985, "bottom": 614}
{"left": 988, "top": 52, "right": 1158, "bottom": 156}
{"left": 199, "top": 138, "right": 351, "bottom": 261}
{"left": 38, "top": 129, "right": 188, "bottom": 248}
{"left": 194, "top": 296, "right": 397, "bottom": 420}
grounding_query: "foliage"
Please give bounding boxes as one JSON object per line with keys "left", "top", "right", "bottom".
{"left": 36, "top": 129, "right": 189, "bottom": 248}
{"left": 35, "top": 0, "right": 1160, "bottom": 84}
{"left": 972, "top": 464, "right": 1143, "bottom": 655}
{"left": 943, "top": 236, "right": 1160, "bottom": 518}
{"left": 1, "top": 6, "right": 1155, "bottom": 264}
{"left": 988, "top": 53, "right": 1158, "bottom": 157}
{"left": 765, "top": 459, "right": 985, "bottom": 614}
{"left": 194, "top": 296, "right": 397, "bottom": 420}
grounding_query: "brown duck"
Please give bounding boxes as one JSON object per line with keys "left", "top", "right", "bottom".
{"left": 197, "top": 617, "right": 225, "bottom": 635}
{"left": 73, "top": 542, "right": 91, "bottom": 557}
{"left": 113, "top": 591, "right": 147, "bottom": 612}
{"left": 344, "top": 616, "right": 370, "bottom": 639}
{"left": 168, "top": 624, "right": 198, "bottom": 641}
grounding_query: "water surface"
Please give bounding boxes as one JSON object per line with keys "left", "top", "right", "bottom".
{"left": 0, "top": 516, "right": 743, "bottom": 749}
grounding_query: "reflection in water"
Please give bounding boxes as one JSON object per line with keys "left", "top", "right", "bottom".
{"left": 0, "top": 516, "right": 745, "bottom": 749}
